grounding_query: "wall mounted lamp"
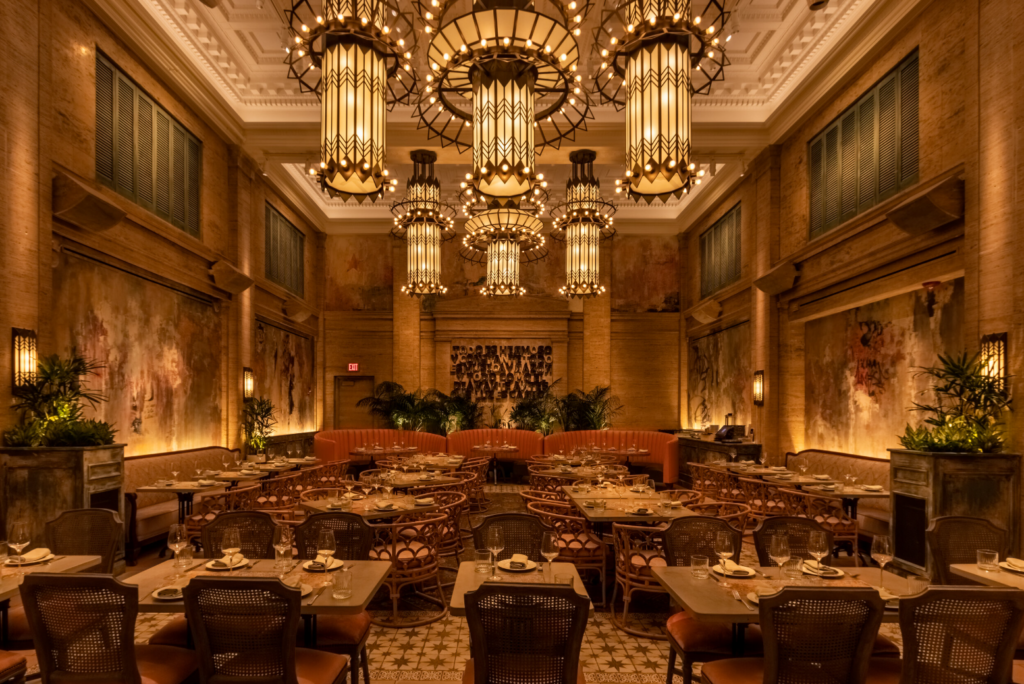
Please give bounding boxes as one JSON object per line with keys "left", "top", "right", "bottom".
{"left": 243, "top": 367, "right": 255, "bottom": 401}
{"left": 12, "top": 328, "right": 37, "bottom": 391}
{"left": 753, "top": 370, "right": 765, "bottom": 407}
{"left": 981, "top": 333, "right": 1008, "bottom": 395}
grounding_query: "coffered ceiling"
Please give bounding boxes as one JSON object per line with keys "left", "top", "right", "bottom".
{"left": 87, "top": 0, "right": 931, "bottom": 233}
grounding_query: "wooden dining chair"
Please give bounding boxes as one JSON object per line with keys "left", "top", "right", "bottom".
{"left": 367, "top": 512, "right": 449, "bottom": 627}
{"left": 526, "top": 501, "right": 607, "bottom": 606}
{"left": 687, "top": 463, "right": 717, "bottom": 497}
{"left": 459, "top": 458, "right": 491, "bottom": 511}
{"left": 664, "top": 488, "right": 704, "bottom": 506}
{"left": 185, "top": 484, "right": 261, "bottom": 542}
{"left": 688, "top": 502, "right": 752, "bottom": 535}
{"left": 752, "top": 517, "right": 835, "bottom": 567}
{"left": 700, "top": 587, "right": 885, "bottom": 684}
{"left": 777, "top": 488, "right": 860, "bottom": 565}
{"left": 926, "top": 516, "right": 1010, "bottom": 585}
{"left": 21, "top": 573, "right": 197, "bottom": 684}
{"left": 736, "top": 477, "right": 788, "bottom": 523}
{"left": 610, "top": 523, "right": 668, "bottom": 639}
{"left": 255, "top": 473, "right": 305, "bottom": 521}
{"left": 472, "top": 512, "right": 551, "bottom": 562}
{"left": 463, "top": 583, "right": 590, "bottom": 684}
{"left": 294, "top": 511, "right": 374, "bottom": 560}
{"left": 520, "top": 488, "right": 566, "bottom": 507}
{"left": 184, "top": 577, "right": 349, "bottom": 684}
{"left": 864, "top": 587, "right": 1024, "bottom": 684}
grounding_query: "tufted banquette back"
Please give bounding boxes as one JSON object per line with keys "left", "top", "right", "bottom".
{"left": 543, "top": 430, "right": 679, "bottom": 483}
{"left": 314, "top": 429, "right": 447, "bottom": 464}
{"left": 785, "top": 449, "right": 891, "bottom": 537}
{"left": 446, "top": 428, "right": 544, "bottom": 460}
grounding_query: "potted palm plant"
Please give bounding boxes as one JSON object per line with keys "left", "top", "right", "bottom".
{"left": 243, "top": 397, "right": 277, "bottom": 461}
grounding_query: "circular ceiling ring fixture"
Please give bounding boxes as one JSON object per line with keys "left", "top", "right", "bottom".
{"left": 458, "top": 206, "right": 550, "bottom": 296}
{"left": 285, "top": 0, "right": 420, "bottom": 203}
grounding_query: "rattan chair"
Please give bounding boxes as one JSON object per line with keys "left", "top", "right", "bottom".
{"left": 706, "top": 469, "right": 744, "bottom": 503}
{"left": 662, "top": 516, "right": 741, "bottom": 567}
{"left": 429, "top": 491, "right": 469, "bottom": 567}
{"left": 463, "top": 583, "right": 590, "bottom": 684}
{"left": 778, "top": 488, "right": 860, "bottom": 565}
{"left": 687, "top": 463, "right": 716, "bottom": 497}
{"left": 185, "top": 484, "right": 261, "bottom": 542}
{"left": 700, "top": 587, "right": 885, "bottom": 684}
{"left": 688, "top": 502, "right": 751, "bottom": 535}
{"left": 368, "top": 512, "right": 449, "bottom": 627}
{"left": 664, "top": 488, "right": 704, "bottom": 506}
{"left": 737, "top": 477, "right": 788, "bottom": 522}
{"left": 313, "top": 461, "right": 351, "bottom": 487}
{"left": 864, "top": 587, "right": 1024, "bottom": 684}
{"left": 184, "top": 577, "right": 349, "bottom": 684}
{"left": 201, "top": 510, "right": 277, "bottom": 559}
{"left": 44, "top": 508, "right": 123, "bottom": 573}
{"left": 21, "top": 573, "right": 197, "bottom": 684}
{"left": 610, "top": 523, "right": 668, "bottom": 639}
{"left": 256, "top": 473, "right": 305, "bottom": 521}
{"left": 926, "top": 516, "right": 1010, "bottom": 585}
{"left": 459, "top": 459, "right": 491, "bottom": 511}
{"left": 752, "top": 516, "right": 836, "bottom": 567}
{"left": 472, "top": 513, "right": 551, "bottom": 562}
{"left": 519, "top": 488, "right": 566, "bottom": 507}
{"left": 529, "top": 474, "right": 576, "bottom": 494}
{"left": 526, "top": 501, "right": 607, "bottom": 606}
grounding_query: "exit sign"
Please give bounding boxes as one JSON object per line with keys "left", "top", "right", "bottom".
{"left": 348, "top": 363, "right": 359, "bottom": 372}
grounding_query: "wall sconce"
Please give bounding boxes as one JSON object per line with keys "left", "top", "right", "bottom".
{"left": 981, "top": 333, "right": 1008, "bottom": 394}
{"left": 12, "top": 328, "right": 38, "bottom": 390}
{"left": 243, "top": 367, "right": 255, "bottom": 401}
{"left": 753, "top": 370, "right": 765, "bottom": 407}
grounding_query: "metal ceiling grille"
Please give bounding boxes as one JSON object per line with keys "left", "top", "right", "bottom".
{"left": 700, "top": 202, "right": 741, "bottom": 299}
{"left": 265, "top": 203, "right": 305, "bottom": 297}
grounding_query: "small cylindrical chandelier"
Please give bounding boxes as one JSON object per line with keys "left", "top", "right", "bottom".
{"left": 459, "top": 206, "right": 547, "bottom": 297}
{"left": 286, "top": 0, "right": 419, "bottom": 202}
{"left": 594, "top": 0, "right": 730, "bottom": 202}
{"left": 486, "top": 239, "right": 525, "bottom": 296}
{"left": 550, "top": 150, "right": 616, "bottom": 298}
{"left": 391, "top": 150, "right": 457, "bottom": 296}
{"left": 12, "top": 328, "right": 38, "bottom": 390}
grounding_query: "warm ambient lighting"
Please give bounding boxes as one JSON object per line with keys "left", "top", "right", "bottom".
{"left": 285, "top": 0, "right": 419, "bottom": 202}
{"left": 458, "top": 207, "right": 547, "bottom": 297}
{"left": 593, "top": 0, "right": 730, "bottom": 202}
{"left": 753, "top": 370, "right": 765, "bottom": 407}
{"left": 12, "top": 328, "right": 37, "bottom": 390}
{"left": 391, "top": 150, "right": 456, "bottom": 296}
{"left": 981, "top": 333, "right": 1008, "bottom": 395}
{"left": 243, "top": 367, "right": 255, "bottom": 401}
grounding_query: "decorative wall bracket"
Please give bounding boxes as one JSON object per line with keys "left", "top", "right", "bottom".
{"left": 283, "top": 297, "right": 315, "bottom": 323}
{"left": 52, "top": 170, "right": 126, "bottom": 233}
{"left": 885, "top": 174, "right": 965, "bottom": 236}
{"left": 754, "top": 261, "right": 799, "bottom": 295}
{"left": 210, "top": 260, "right": 254, "bottom": 295}
{"left": 690, "top": 299, "right": 723, "bottom": 325}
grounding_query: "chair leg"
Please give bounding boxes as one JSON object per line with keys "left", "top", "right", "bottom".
{"left": 681, "top": 652, "right": 693, "bottom": 684}
{"left": 666, "top": 648, "right": 676, "bottom": 684}
{"left": 360, "top": 646, "right": 370, "bottom": 684}
{"left": 350, "top": 648, "right": 360, "bottom": 684}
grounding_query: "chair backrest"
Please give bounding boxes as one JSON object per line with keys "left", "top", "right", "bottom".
{"left": 687, "top": 502, "right": 751, "bottom": 534}
{"left": 294, "top": 512, "right": 374, "bottom": 561}
{"left": 184, "top": 577, "right": 301, "bottom": 684}
{"left": 472, "top": 513, "right": 550, "bottom": 562}
{"left": 926, "top": 516, "right": 1010, "bottom": 585}
{"left": 465, "top": 583, "right": 589, "bottom": 684}
{"left": 898, "top": 587, "right": 1024, "bottom": 684}
{"left": 753, "top": 517, "right": 835, "bottom": 567}
{"left": 201, "top": 510, "right": 278, "bottom": 559}
{"left": 759, "top": 587, "right": 884, "bottom": 684}
{"left": 20, "top": 573, "right": 141, "bottom": 684}
{"left": 44, "top": 508, "right": 123, "bottom": 574}
{"left": 662, "top": 516, "right": 740, "bottom": 567}
{"left": 664, "top": 488, "right": 703, "bottom": 506}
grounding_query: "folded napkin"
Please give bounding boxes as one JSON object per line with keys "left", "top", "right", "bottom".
{"left": 509, "top": 553, "right": 528, "bottom": 570}
{"left": 376, "top": 502, "right": 396, "bottom": 511}
{"left": 415, "top": 497, "right": 435, "bottom": 505}
{"left": 198, "top": 479, "right": 217, "bottom": 486}
{"left": 813, "top": 474, "right": 830, "bottom": 480}
{"left": 720, "top": 559, "right": 752, "bottom": 575}
{"left": 17, "top": 548, "right": 52, "bottom": 563}
{"left": 634, "top": 508, "right": 651, "bottom": 515}
{"left": 1006, "top": 557, "right": 1024, "bottom": 571}
{"left": 304, "top": 456, "right": 316, "bottom": 460}
{"left": 803, "top": 560, "right": 839, "bottom": 575}
{"left": 214, "top": 553, "right": 244, "bottom": 568}
{"left": 373, "top": 446, "right": 383, "bottom": 450}
{"left": 862, "top": 485, "right": 884, "bottom": 491}
{"left": 314, "top": 554, "right": 334, "bottom": 565}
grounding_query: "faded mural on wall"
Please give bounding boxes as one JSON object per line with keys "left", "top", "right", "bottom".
{"left": 324, "top": 235, "right": 393, "bottom": 311}
{"left": 804, "top": 279, "right": 965, "bottom": 458}
{"left": 612, "top": 236, "right": 680, "bottom": 313}
{"left": 253, "top": 321, "right": 316, "bottom": 434}
{"left": 52, "top": 252, "right": 222, "bottom": 455}
{"left": 687, "top": 323, "right": 751, "bottom": 428}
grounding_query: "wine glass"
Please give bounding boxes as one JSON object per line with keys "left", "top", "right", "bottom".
{"left": 167, "top": 524, "right": 189, "bottom": 577}
{"left": 344, "top": 479, "right": 356, "bottom": 498}
{"left": 220, "top": 527, "right": 242, "bottom": 575}
{"left": 9, "top": 521, "right": 30, "bottom": 573}
{"left": 195, "top": 461, "right": 204, "bottom": 481}
{"left": 769, "top": 534, "right": 790, "bottom": 578}
{"left": 382, "top": 478, "right": 394, "bottom": 500}
{"left": 171, "top": 469, "right": 180, "bottom": 483}
{"left": 871, "top": 535, "right": 893, "bottom": 591}
{"left": 273, "top": 526, "right": 293, "bottom": 573}
{"left": 797, "top": 459, "right": 808, "bottom": 477}
{"left": 714, "top": 531, "right": 735, "bottom": 588}
{"left": 808, "top": 531, "right": 830, "bottom": 580}
{"left": 486, "top": 528, "right": 505, "bottom": 581}
{"left": 541, "top": 531, "right": 559, "bottom": 581}
{"left": 317, "top": 528, "right": 337, "bottom": 569}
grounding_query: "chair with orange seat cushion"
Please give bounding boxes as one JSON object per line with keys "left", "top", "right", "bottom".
{"left": 184, "top": 576, "right": 348, "bottom": 684}
{"left": 463, "top": 583, "right": 590, "bottom": 684}
{"left": 472, "top": 513, "right": 550, "bottom": 562}
{"left": 529, "top": 474, "right": 576, "bottom": 496}
{"left": 700, "top": 587, "right": 884, "bottom": 684}
{"left": 21, "top": 573, "right": 198, "bottom": 684}
{"left": 459, "top": 458, "right": 491, "bottom": 511}
{"left": 526, "top": 501, "right": 607, "bottom": 606}
{"left": 367, "top": 512, "right": 449, "bottom": 627}
{"left": 610, "top": 523, "right": 669, "bottom": 639}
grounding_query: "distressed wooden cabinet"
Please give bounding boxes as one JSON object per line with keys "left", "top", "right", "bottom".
{"left": 888, "top": 449, "right": 1021, "bottom": 576}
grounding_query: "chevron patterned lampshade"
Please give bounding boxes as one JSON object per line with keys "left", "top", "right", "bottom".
{"left": 472, "top": 62, "right": 535, "bottom": 201}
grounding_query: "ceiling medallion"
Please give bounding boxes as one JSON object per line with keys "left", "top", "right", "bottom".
{"left": 391, "top": 150, "right": 457, "bottom": 296}
{"left": 285, "top": 0, "right": 420, "bottom": 203}
{"left": 549, "top": 150, "right": 616, "bottom": 298}
{"left": 593, "top": 0, "right": 730, "bottom": 203}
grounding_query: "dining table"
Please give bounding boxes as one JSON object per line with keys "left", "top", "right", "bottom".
{"left": 950, "top": 563, "right": 1024, "bottom": 587}
{"left": 404, "top": 454, "right": 465, "bottom": 471}
{"left": 136, "top": 482, "right": 225, "bottom": 523}
{"left": 449, "top": 560, "right": 594, "bottom": 617}
{"left": 384, "top": 472, "right": 462, "bottom": 490}
{"left": 561, "top": 485, "right": 696, "bottom": 524}
{"left": 0, "top": 555, "right": 102, "bottom": 603}
{"left": 301, "top": 493, "right": 441, "bottom": 520}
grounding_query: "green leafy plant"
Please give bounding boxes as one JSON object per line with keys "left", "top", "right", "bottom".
{"left": 3, "top": 350, "right": 117, "bottom": 448}
{"left": 557, "top": 386, "right": 624, "bottom": 431}
{"left": 243, "top": 397, "right": 278, "bottom": 454}
{"left": 429, "top": 390, "right": 483, "bottom": 435}
{"left": 509, "top": 380, "right": 562, "bottom": 435}
{"left": 356, "top": 382, "right": 441, "bottom": 432}
{"left": 898, "top": 352, "right": 1011, "bottom": 453}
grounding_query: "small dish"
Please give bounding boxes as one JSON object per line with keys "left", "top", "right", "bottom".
{"left": 999, "top": 561, "right": 1024, "bottom": 574}
{"left": 712, "top": 564, "right": 756, "bottom": 578}
{"left": 5, "top": 554, "right": 55, "bottom": 566}
{"left": 497, "top": 558, "right": 538, "bottom": 572}
{"left": 802, "top": 561, "right": 844, "bottom": 578}
{"left": 303, "top": 558, "right": 344, "bottom": 572}
{"left": 206, "top": 557, "right": 248, "bottom": 571}
{"left": 153, "top": 587, "right": 184, "bottom": 601}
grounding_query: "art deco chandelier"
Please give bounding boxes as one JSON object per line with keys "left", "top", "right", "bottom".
{"left": 549, "top": 150, "right": 616, "bottom": 298}
{"left": 593, "top": 0, "right": 730, "bottom": 202}
{"left": 391, "top": 151, "right": 458, "bottom": 295}
{"left": 285, "top": 0, "right": 420, "bottom": 202}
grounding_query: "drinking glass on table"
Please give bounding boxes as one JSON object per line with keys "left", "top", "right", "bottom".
{"left": 871, "top": 534, "right": 893, "bottom": 590}
{"left": 220, "top": 527, "right": 242, "bottom": 574}
{"left": 769, "top": 534, "right": 790, "bottom": 578}
{"left": 977, "top": 549, "right": 1000, "bottom": 572}
{"left": 317, "top": 528, "right": 337, "bottom": 569}
{"left": 171, "top": 469, "right": 180, "bottom": 483}
{"left": 167, "top": 524, "right": 189, "bottom": 576}
{"left": 0, "top": 543, "right": 8, "bottom": 575}
{"left": 486, "top": 527, "right": 505, "bottom": 581}
{"left": 541, "top": 531, "right": 559, "bottom": 581}
{"left": 273, "top": 526, "right": 293, "bottom": 573}
{"left": 797, "top": 459, "right": 808, "bottom": 477}
{"left": 691, "top": 555, "right": 710, "bottom": 580}
{"left": 714, "top": 530, "right": 735, "bottom": 588}
{"left": 808, "top": 531, "right": 830, "bottom": 580}
{"left": 9, "top": 521, "right": 30, "bottom": 574}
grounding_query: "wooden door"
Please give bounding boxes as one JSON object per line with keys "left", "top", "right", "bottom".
{"left": 334, "top": 376, "right": 376, "bottom": 428}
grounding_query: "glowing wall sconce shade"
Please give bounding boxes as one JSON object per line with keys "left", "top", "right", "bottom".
{"left": 243, "top": 367, "right": 255, "bottom": 401}
{"left": 981, "top": 333, "right": 1008, "bottom": 394}
{"left": 12, "top": 328, "right": 37, "bottom": 390}
{"left": 753, "top": 369, "right": 765, "bottom": 407}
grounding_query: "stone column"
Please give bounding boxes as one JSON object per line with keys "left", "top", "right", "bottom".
{"left": 751, "top": 147, "right": 781, "bottom": 457}
{"left": 582, "top": 246, "right": 612, "bottom": 389}
{"left": 226, "top": 147, "right": 257, "bottom": 449}
{"left": 392, "top": 241, "right": 421, "bottom": 390}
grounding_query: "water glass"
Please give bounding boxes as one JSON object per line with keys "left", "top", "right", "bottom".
{"left": 475, "top": 550, "right": 491, "bottom": 574}
{"left": 691, "top": 555, "right": 710, "bottom": 579}
{"left": 175, "top": 546, "right": 194, "bottom": 574}
{"left": 781, "top": 558, "right": 803, "bottom": 579}
{"left": 331, "top": 567, "right": 353, "bottom": 599}
{"left": 978, "top": 549, "right": 1000, "bottom": 572}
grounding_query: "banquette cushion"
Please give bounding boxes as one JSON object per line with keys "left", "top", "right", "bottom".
{"left": 785, "top": 449, "right": 891, "bottom": 537}
{"left": 314, "top": 429, "right": 447, "bottom": 464}
{"left": 543, "top": 430, "right": 680, "bottom": 484}
{"left": 445, "top": 428, "right": 544, "bottom": 460}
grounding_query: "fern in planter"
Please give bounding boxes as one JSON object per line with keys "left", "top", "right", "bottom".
{"left": 243, "top": 397, "right": 278, "bottom": 455}
{"left": 3, "top": 350, "right": 117, "bottom": 448}
{"left": 899, "top": 352, "right": 1011, "bottom": 453}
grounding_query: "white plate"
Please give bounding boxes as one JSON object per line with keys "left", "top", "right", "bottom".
{"left": 153, "top": 586, "right": 184, "bottom": 601}
{"left": 373, "top": 505, "right": 399, "bottom": 512}
{"left": 861, "top": 485, "right": 884, "bottom": 492}
{"left": 414, "top": 499, "right": 435, "bottom": 506}
{"left": 497, "top": 559, "right": 538, "bottom": 572}
{"left": 629, "top": 509, "right": 655, "bottom": 516}
{"left": 812, "top": 474, "right": 831, "bottom": 480}
{"left": 712, "top": 564, "right": 756, "bottom": 578}
{"left": 303, "top": 559, "right": 344, "bottom": 572}
{"left": 771, "top": 467, "right": 789, "bottom": 471}
{"left": 5, "top": 554, "right": 54, "bottom": 566}
{"left": 802, "top": 562, "right": 844, "bottom": 578}
{"left": 999, "top": 561, "right": 1024, "bottom": 574}
{"left": 206, "top": 558, "right": 249, "bottom": 571}
{"left": 282, "top": 583, "right": 314, "bottom": 597}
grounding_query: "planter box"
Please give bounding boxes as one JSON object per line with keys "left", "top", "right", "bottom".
{"left": 888, "top": 448, "right": 1021, "bottom": 576}
{"left": 0, "top": 444, "right": 126, "bottom": 561}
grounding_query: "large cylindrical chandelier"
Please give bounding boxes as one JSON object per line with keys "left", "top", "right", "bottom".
{"left": 391, "top": 150, "right": 457, "bottom": 296}
{"left": 286, "top": 0, "right": 419, "bottom": 202}
{"left": 549, "top": 150, "right": 616, "bottom": 298}
{"left": 459, "top": 206, "right": 548, "bottom": 297}
{"left": 594, "top": 0, "right": 729, "bottom": 202}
